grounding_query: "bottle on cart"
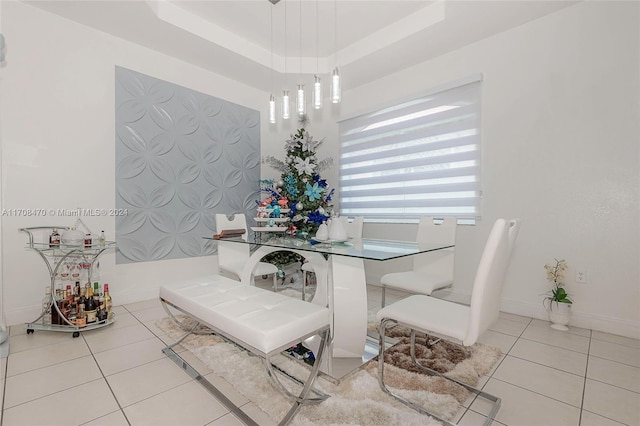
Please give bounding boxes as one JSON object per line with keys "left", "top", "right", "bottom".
{"left": 42, "top": 286, "right": 52, "bottom": 326}
{"left": 93, "top": 281, "right": 101, "bottom": 298}
{"left": 76, "top": 304, "right": 86, "bottom": 328}
{"left": 103, "top": 283, "right": 112, "bottom": 319}
{"left": 58, "top": 299, "right": 70, "bottom": 325}
{"left": 84, "top": 294, "right": 97, "bottom": 324}
{"left": 49, "top": 228, "right": 60, "bottom": 247}
{"left": 96, "top": 302, "right": 107, "bottom": 322}
{"left": 84, "top": 234, "right": 92, "bottom": 248}
{"left": 51, "top": 292, "right": 61, "bottom": 326}
{"left": 99, "top": 230, "right": 106, "bottom": 247}
{"left": 74, "top": 281, "right": 81, "bottom": 298}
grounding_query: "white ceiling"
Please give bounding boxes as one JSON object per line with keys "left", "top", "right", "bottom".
{"left": 24, "top": 0, "right": 577, "bottom": 92}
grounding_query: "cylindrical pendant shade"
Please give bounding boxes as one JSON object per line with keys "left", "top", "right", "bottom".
{"left": 313, "top": 75, "right": 322, "bottom": 109}
{"left": 296, "top": 84, "right": 306, "bottom": 116}
{"left": 269, "top": 94, "right": 276, "bottom": 124}
{"left": 331, "top": 67, "right": 341, "bottom": 104}
{"left": 282, "top": 90, "right": 290, "bottom": 119}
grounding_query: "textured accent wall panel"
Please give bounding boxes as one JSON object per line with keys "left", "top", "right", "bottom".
{"left": 115, "top": 66, "right": 260, "bottom": 264}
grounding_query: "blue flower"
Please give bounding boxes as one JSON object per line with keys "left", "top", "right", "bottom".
{"left": 285, "top": 174, "right": 298, "bottom": 198}
{"left": 313, "top": 175, "right": 327, "bottom": 188}
{"left": 304, "top": 182, "right": 324, "bottom": 202}
{"left": 324, "top": 188, "right": 335, "bottom": 203}
{"left": 308, "top": 210, "right": 329, "bottom": 225}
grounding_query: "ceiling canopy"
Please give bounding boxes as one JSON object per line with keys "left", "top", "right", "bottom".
{"left": 24, "top": 0, "right": 577, "bottom": 92}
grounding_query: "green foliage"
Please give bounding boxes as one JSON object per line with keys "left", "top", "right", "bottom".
{"left": 263, "top": 122, "right": 334, "bottom": 235}
{"left": 261, "top": 250, "right": 302, "bottom": 269}
{"left": 260, "top": 118, "right": 335, "bottom": 269}
{"left": 543, "top": 258, "right": 573, "bottom": 308}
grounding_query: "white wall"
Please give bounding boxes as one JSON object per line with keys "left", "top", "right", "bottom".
{"left": 2, "top": 1, "right": 638, "bottom": 340}
{"left": 344, "top": 1, "right": 640, "bottom": 339}
{"left": 0, "top": 1, "right": 278, "bottom": 325}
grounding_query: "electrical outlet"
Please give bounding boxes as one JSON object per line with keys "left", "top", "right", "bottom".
{"left": 576, "top": 269, "right": 587, "bottom": 283}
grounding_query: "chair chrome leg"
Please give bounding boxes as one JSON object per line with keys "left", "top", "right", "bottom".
{"left": 378, "top": 318, "right": 501, "bottom": 426}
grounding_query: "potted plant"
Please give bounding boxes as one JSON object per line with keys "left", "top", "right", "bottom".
{"left": 543, "top": 258, "right": 573, "bottom": 330}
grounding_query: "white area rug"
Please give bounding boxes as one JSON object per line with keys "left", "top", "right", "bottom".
{"left": 156, "top": 316, "right": 501, "bottom": 426}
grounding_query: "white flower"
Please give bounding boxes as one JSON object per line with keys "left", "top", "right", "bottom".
{"left": 303, "top": 134, "right": 320, "bottom": 152}
{"left": 294, "top": 157, "right": 315, "bottom": 175}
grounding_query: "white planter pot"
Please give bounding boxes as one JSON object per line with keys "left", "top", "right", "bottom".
{"left": 547, "top": 301, "right": 572, "bottom": 331}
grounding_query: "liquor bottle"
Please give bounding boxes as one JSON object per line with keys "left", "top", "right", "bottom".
{"left": 42, "top": 286, "right": 52, "bottom": 326}
{"left": 93, "top": 293, "right": 103, "bottom": 322}
{"left": 93, "top": 282, "right": 101, "bottom": 298}
{"left": 74, "top": 281, "right": 81, "bottom": 297}
{"left": 49, "top": 228, "right": 60, "bottom": 247}
{"left": 103, "top": 283, "right": 112, "bottom": 319}
{"left": 84, "top": 234, "right": 92, "bottom": 248}
{"left": 58, "top": 299, "right": 70, "bottom": 325}
{"left": 76, "top": 304, "right": 86, "bottom": 328}
{"left": 86, "top": 282, "right": 93, "bottom": 298}
{"left": 96, "top": 301, "right": 107, "bottom": 322}
{"left": 84, "top": 294, "right": 97, "bottom": 324}
{"left": 99, "top": 230, "right": 106, "bottom": 247}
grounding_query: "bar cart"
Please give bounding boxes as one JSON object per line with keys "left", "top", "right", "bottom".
{"left": 19, "top": 226, "right": 116, "bottom": 337}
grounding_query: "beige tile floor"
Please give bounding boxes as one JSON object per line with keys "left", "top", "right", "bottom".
{"left": 1, "top": 284, "right": 639, "bottom": 426}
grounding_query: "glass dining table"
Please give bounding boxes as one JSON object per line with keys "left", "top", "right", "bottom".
{"left": 206, "top": 232, "right": 454, "bottom": 381}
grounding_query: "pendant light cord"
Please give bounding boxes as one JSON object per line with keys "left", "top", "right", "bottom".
{"left": 299, "top": 0, "right": 302, "bottom": 82}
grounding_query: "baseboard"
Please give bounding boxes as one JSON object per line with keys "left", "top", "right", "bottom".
{"left": 8, "top": 284, "right": 640, "bottom": 341}
{"left": 499, "top": 297, "right": 640, "bottom": 340}
{"left": 429, "top": 288, "right": 640, "bottom": 340}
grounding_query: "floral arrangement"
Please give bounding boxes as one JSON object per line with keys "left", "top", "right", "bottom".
{"left": 543, "top": 258, "right": 572, "bottom": 307}
{"left": 262, "top": 118, "right": 334, "bottom": 235}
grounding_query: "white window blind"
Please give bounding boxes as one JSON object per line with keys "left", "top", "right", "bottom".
{"left": 338, "top": 77, "right": 482, "bottom": 222}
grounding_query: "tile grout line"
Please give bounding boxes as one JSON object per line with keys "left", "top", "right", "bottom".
{"left": 82, "top": 315, "right": 133, "bottom": 426}
{"left": 1, "top": 343, "right": 8, "bottom": 426}
{"left": 577, "top": 329, "right": 592, "bottom": 426}
{"left": 455, "top": 316, "right": 535, "bottom": 424}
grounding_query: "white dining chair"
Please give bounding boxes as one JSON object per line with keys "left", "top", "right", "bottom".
{"left": 300, "top": 216, "right": 364, "bottom": 301}
{"left": 376, "top": 218, "right": 519, "bottom": 426}
{"left": 215, "top": 213, "right": 278, "bottom": 289}
{"left": 380, "top": 217, "right": 457, "bottom": 307}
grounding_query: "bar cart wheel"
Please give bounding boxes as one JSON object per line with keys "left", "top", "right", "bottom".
{"left": 72, "top": 331, "right": 80, "bottom": 338}
{"left": 27, "top": 329, "right": 34, "bottom": 335}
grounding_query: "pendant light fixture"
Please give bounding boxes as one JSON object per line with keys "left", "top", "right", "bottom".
{"left": 296, "top": 0, "right": 306, "bottom": 116}
{"left": 282, "top": 0, "right": 290, "bottom": 119}
{"left": 268, "top": 3, "right": 276, "bottom": 124}
{"left": 312, "top": 0, "right": 322, "bottom": 109}
{"left": 331, "top": 0, "right": 341, "bottom": 103}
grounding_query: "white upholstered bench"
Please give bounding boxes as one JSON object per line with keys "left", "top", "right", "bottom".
{"left": 159, "top": 274, "right": 331, "bottom": 426}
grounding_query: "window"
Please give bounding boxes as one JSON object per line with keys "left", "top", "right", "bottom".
{"left": 338, "top": 76, "right": 482, "bottom": 222}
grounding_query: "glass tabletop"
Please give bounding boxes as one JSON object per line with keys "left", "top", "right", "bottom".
{"left": 205, "top": 233, "right": 453, "bottom": 262}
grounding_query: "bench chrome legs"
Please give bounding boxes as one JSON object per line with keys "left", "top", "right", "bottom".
{"left": 377, "top": 318, "right": 501, "bottom": 426}
{"left": 268, "top": 329, "right": 330, "bottom": 426}
{"left": 160, "top": 298, "right": 331, "bottom": 426}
